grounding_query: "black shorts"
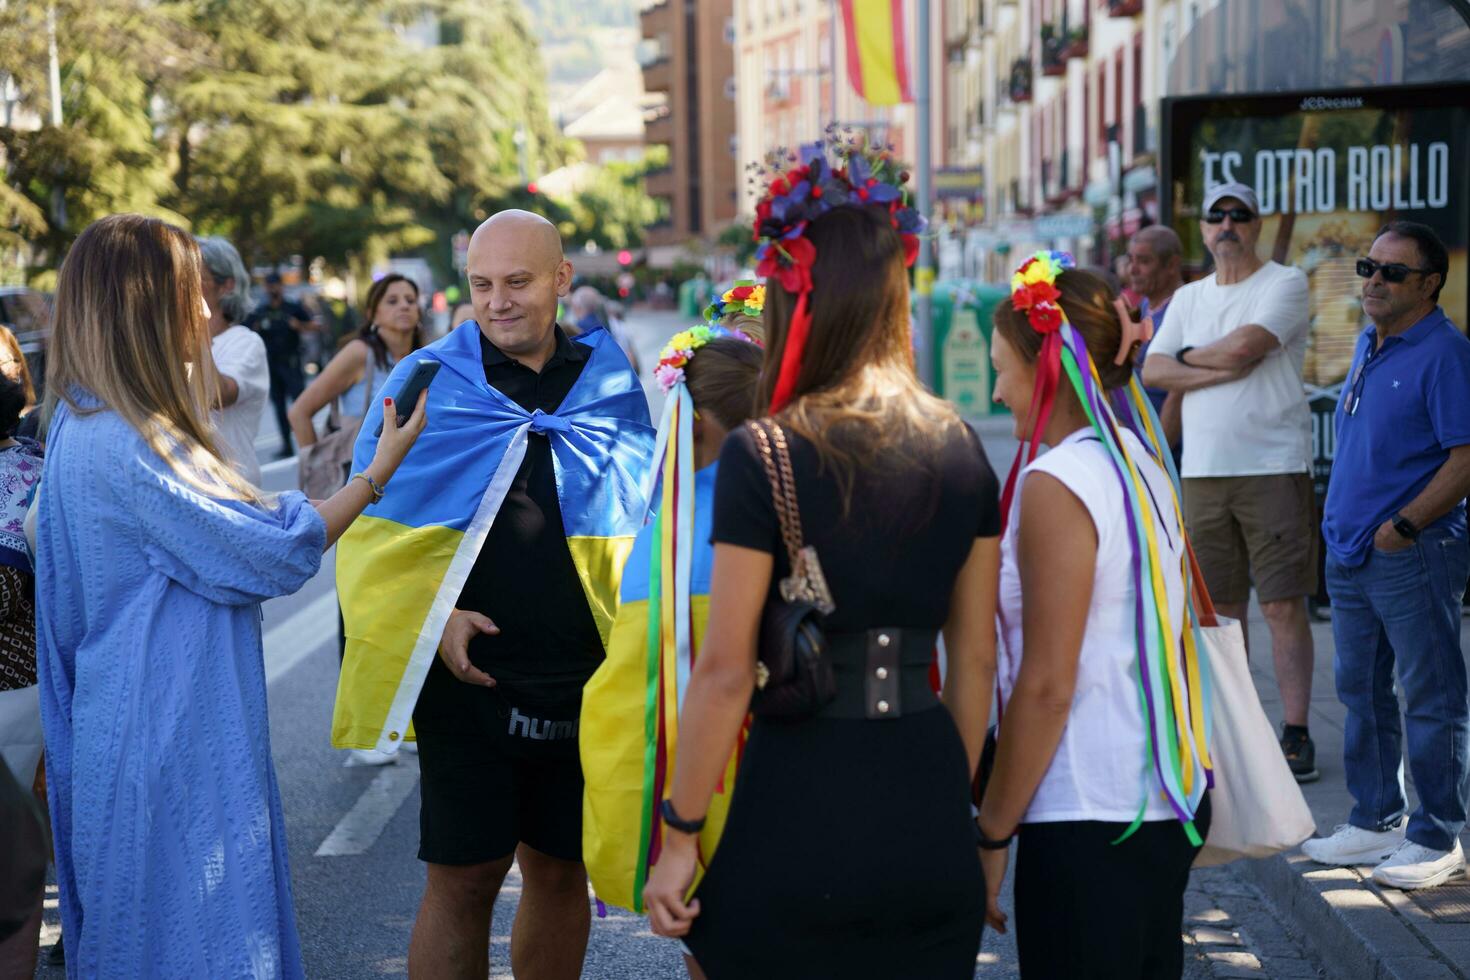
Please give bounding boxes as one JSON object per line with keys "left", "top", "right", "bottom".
{"left": 412, "top": 658, "right": 584, "bottom": 865}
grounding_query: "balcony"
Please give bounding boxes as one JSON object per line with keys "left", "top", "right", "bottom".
{"left": 645, "top": 165, "right": 675, "bottom": 199}
{"left": 1064, "top": 24, "right": 1089, "bottom": 60}
{"left": 644, "top": 110, "right": 674, "bottom": 146}
{"left": 1008, "top": 58, "right": 1033, "bottom": 103}
{"left": 642, "top": 56, "right": 672, "bottom": 94}
{"left": 640, "top": 0, "right": 671, "bottom": 39}
{"left": 1040, "top": 25, "right": 1066, "bottom": 76}
{"left": 1109, "top": 0, "right": 1143, "bottom": 16}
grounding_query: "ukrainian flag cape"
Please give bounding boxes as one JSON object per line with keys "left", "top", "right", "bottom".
{"left": 581, "top": 387, "right": 743, "bottom": 913}
{"left": 332, "top": 322, "right": 654, "bottom": 752}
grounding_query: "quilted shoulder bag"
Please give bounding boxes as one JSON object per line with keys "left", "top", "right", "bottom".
{"left": 746, "top": 419, "right": 837, "bottom": 719}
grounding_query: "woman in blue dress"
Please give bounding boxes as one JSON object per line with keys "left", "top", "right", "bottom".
{"left": 34, "top": 214, "right": 428, "bottom": 979}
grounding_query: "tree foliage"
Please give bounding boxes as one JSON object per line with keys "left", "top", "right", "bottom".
{"left": 0, "top": 0, "right": 643, "bottom": 281}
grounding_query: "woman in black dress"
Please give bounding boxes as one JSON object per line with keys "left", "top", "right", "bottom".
{"left": 643, "top": 149, "right": 1001, "bottom": 979}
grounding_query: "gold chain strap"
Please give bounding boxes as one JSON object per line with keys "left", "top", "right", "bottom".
{"left": 748, "top": 420, "right": 805, "bottom": 570}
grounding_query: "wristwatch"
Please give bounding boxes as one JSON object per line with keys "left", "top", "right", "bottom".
{"left": 660, "top": 798, "right": 706, "bottom": 835}
{"left": 1391, "top": 512, "right": 1420, "bottom": 541}
{"left": 1175, "top": 346, "right": 1195, "bottom": 367}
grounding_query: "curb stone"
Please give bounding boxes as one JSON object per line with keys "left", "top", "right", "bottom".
{"left": 1238, "top": 851, "right": 1468, "bottom": 980}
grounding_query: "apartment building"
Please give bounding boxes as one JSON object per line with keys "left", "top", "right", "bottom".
{"left": 640, "top": 0, "right": 740, "bottom": 247}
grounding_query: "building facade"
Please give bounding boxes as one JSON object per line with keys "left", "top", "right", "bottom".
{"left": 640, "top": 0, "right": 741, "bottom": 247}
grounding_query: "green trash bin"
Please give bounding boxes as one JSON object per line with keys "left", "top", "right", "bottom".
{"left": 925, "top": 281, "right": 1009, "bottom": 417}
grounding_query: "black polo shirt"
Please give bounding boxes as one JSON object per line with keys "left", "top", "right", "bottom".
{"left": 454, "top": 326, "right": 604, "bottom": 708}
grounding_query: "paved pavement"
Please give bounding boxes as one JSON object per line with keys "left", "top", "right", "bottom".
{"left": 28, "top": 307, "right": 1418, "bottom": 978}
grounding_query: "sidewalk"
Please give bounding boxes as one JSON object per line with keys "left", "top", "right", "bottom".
{"left": 1239, "top": 606, "right": 1470, "bottom": 979}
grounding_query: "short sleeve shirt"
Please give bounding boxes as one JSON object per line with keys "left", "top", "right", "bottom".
{"left": 712, "top": 420, "right": 999, "bottom": 632}
{"left": 246, "top": 300, "right": 313, "bottom": 365}
{"left": 209, "top": 325, "right": 269, "bottom": 485}
{"left": 1147, "top": 261, "right": 1311, "bottom": 477}
{"left": 1323, "top": 308, "right": 1470, "bottom": 567}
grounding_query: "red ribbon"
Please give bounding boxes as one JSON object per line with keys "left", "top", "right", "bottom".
{"left": 768, "top": 289, "right": 813, "bottom": 413}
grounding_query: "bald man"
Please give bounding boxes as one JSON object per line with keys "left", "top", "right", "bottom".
{"left": 403, "top": 211, "right": 640, "bottom": 979}
{"left": 1127, "top": 225, "right": 1186, "bottom": 449}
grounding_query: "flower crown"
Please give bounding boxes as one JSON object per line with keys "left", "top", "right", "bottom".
{"left": 703, "top": 280, "right": 765, "bottom": 324}
{"left": 750, "top": 128, "right": 926, "bottom": 294}
{"left": 1009, "top": 250, "right": 1075, "bottom": 334}
{"left": 654, "top": 324, "right": 760, "bottom": 395}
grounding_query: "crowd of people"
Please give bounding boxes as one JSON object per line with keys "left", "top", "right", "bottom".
{"left": 0, "top": 136, "right": 1466, "bottom": 980}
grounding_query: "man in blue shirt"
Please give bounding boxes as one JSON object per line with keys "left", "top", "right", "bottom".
{"left": 1303, "top": 221, "right": 1470, "bottom": 891}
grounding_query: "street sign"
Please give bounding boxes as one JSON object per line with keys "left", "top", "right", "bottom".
{"left": 451, "top": 230, "right": 470, "bottom": 273}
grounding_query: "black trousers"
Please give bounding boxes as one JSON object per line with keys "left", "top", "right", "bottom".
{"left": 268, "top": 364, "right": 304, "bottom": 454}
{"left": 1013, "top": 795, "right": 1211, "bottom": 980}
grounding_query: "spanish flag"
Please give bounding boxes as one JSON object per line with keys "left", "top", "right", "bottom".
{"left": 840, "top": 0, "right": 913, "bottom": 105}
{"left": 331, "top": 322, "right": 654, "bottom": 752}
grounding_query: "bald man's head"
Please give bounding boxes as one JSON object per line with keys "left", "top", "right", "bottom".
{"left": 465, "top": 209, "right": 573, "bottom": 367}
{"left": 1127, "top": 225, "right": 1184, "bottom": 304}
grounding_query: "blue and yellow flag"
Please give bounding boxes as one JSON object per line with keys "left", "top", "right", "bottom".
{"left": 581, "top": 387, "right": 743, "bottom": 912}
{"left": 331, "top": 322, "right": 654, "bottom": 752}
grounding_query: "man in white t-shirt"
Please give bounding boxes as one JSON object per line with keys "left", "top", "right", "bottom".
{"left": 198, "top": 237, "right": 269, "bottom": 485}
{"left": 1142, "top": 181, "right": 1319, "bottom": 784}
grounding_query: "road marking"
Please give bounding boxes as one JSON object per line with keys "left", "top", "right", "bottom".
{"left": 314, "top": 757, "right": 421, "bottom": 857}
{"left": 264, "top": 590, "right": 339, "bottom": 686}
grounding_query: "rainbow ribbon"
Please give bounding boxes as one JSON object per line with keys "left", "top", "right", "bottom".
{"left": 999, "top": 315, "right": 1213, "bottom": 845}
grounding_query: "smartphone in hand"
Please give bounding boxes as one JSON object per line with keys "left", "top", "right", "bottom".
{"left": 373, "top": 360, "right": 441, "bottom": 437}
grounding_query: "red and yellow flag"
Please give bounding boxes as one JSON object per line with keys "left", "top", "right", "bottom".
{"left": 839, "top": 0, "right": 912, "bottom": 105}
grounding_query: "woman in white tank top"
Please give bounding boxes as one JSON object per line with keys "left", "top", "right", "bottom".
{"left": 974, "top": 254, "right": 1213, "bottom": 980}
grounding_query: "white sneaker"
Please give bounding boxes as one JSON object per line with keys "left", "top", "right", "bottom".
{"left": 1372, "top": 839, "right": 1466, "bottom": 890}
{"left": 1301, "top": 819, "right": 1405, "bottom": 866}
{"left": 344, "top": 748, "right": 399, "bottom": 768}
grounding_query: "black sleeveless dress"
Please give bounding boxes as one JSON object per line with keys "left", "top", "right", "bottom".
{"left": 682, "top": 421, "right": 1000, "bottom": 979}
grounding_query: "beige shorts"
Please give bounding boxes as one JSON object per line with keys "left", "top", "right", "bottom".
{"left": 1182, "top": 473, "right": 1318, "bottom": 605}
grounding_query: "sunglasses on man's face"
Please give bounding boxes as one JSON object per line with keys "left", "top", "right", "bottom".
{"left": 1204, "top": 208, "right": 1256, "bottom": 224}
{"left": 1356, "top": 258, "right": 1433, "bottom": 284}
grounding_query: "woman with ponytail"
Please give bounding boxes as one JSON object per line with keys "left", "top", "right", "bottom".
{"left": 641, "top": 137, "right": 1001, "bottom": 978}
{"left": 977, "top": 253, "right": 1213, "bottom": 978}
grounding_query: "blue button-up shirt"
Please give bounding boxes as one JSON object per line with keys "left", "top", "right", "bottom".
{"left": 1323, "top": 306, "right": 1470, "bottom": 567}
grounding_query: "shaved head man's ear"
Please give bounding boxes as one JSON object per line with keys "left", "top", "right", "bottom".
{"left": 465, "top": 210, "right": 573, "bottom": 370}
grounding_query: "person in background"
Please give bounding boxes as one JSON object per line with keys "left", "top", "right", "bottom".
{"left": 644, "top": 158, "right": 997, "bottom": 977}
{"left": 35, "top": 214, "right": 426, "bottom": 978}
{"left": 1128, "top": 226, "right": 1187, "bottom": 452}
{"left": 1141, "top": 181, "right": 1319, "bottom": 784}
{"left": 0, "top": 374, "right": 43, "bottom": 979}
{"left": 980, "top": 255, "right": 1211, "bottom": 979}
{"left": 247, "top": 272, "right": 318, "bottom": 459}
{"left": 1303, "top": 221, "right": 1470, "bottom": 890}
{"left": 289, "top": 273, "right": 425, "bottom": 461}
{"left": 0, "top": 326, "right": 41, "bottom": 442}
{"left": 199, "top": 237, "right": 270, "bottom": 485}
{"left": 449, "top": 302, "right": 476, "bottom": 332}
{"left": 570, "top": 285, "right": 639, "bottom": 370}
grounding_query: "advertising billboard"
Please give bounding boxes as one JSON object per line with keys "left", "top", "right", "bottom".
{"left": 1163, "top": 82, "right": 1470, "bottom": 605}
{"left": 1162, "top": 82, "right": 1469, "bottom": 395}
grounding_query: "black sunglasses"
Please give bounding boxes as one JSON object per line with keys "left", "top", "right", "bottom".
{"left": 1204, "top": 207, "right": 1256, "bottom": 224}
{"left": 1356, "top": 258, "right": 1434, "bottom": 284}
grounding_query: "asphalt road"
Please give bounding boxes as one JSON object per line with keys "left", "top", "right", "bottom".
{"left": 30, "top": 307, "right": 1318, "bottom": 978}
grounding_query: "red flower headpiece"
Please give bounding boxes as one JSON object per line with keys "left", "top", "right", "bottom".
{"left": 749, "top": 128, "right": 927, "bottom": 411}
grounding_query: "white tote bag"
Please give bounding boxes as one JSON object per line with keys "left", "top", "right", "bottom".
{"left": 1193, "top": 610, "right": 1316, "bottom": 867}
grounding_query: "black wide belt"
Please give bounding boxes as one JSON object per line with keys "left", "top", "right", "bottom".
{"left": 816, "top": 627, "right": 940, "bottom": 720}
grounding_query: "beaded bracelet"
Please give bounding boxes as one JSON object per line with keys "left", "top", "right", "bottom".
{"left": 351, "top": 472, "right": 385, "bottom": 504}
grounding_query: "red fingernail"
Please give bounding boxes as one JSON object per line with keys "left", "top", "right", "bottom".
{"left": 384, "top": 397, "right": 392, "bottom": 405}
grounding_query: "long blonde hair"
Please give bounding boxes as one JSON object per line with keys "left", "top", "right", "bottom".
{"left": 45, "top": 214, "right": 260, "bottom": 501}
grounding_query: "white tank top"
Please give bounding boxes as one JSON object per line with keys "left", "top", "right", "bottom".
{"left": 997, "top": 426, "right": 1187, "bottom": 824}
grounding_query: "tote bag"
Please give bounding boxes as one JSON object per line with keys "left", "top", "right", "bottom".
{"left": 299, "top": 354, "right": 375, "bottom": 499}
{"left": 1190, "top": 545, "right": 1316, "bottom": 867}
